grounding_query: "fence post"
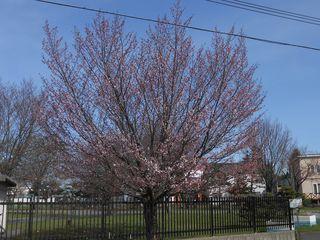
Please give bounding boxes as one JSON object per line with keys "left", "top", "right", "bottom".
{"left": 252, "top": 197, "right": 256, "bottom": 233}
{"left": 28, "top": 197, "right": 34, "bottom": 240}
{"left": 210, "top": 198, "right": 214, "bottom": 236}
{"left": 287, "top": 198, "right": 292, "bottom": 230}
{"left": 101, "top": 200, "right": 106, "bottom": 237}
{"left": 161, "top": 201, "right": 165, "bottom": 240}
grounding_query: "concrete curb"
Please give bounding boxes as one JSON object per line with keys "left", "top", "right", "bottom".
{"left": 181, "top": 231, "right": 296, "bottom": 240}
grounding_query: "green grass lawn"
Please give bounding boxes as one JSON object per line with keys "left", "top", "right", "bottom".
{"left": 296, "top": 224, "right": 320, "bottom": 233}
{"left": 293, "top": 206, "right": 320, "bottom": 233}
{"left": 2, "top": 204, "right": 286, "bottom": 239}
{"left": 299, "top": 206, "right": 320, "bottom": 214}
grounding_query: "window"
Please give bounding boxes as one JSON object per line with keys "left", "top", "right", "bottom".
{"left": 313, "top": 184, "right": 320, "bottom": 194}
{"left": 310, "top": 165, "right": 315, "bottom": 173}
{"left": 317, "top": 165, "right": 320, "bottom": 173}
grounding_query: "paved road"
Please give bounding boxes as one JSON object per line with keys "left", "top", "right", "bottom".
{"left": 299, "top": 232, "right": 320, "bottom": 240}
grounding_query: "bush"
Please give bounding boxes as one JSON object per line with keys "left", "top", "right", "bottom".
{"left": 302, "top": 197, "right": 312, "bottom": 207}
{"left": 277, "top": 186, "right": 301, "bottom": 199}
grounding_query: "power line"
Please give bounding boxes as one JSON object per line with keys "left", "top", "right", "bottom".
{"left": 231, "top": 0, "right": 320, "bottom": 22}
{"left": 34, "top": 0, "right": 320, "bottom": 52}
{"left": 219, "top": 0, "right": 320, "bottom": 23}
{"left": 206, "top": 0, "right": 320, "bottom": 27}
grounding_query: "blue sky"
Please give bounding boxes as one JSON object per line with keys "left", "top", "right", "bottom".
{"left": 1, "top": 0, "right": 320, "bottom": 151}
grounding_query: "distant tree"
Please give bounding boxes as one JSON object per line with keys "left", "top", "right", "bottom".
{"left": 241, "top": 149, "right": 263, "bottom": 192}
{"left": 253, "top": 119, "right": 294, "bottom": 194}
{"left": 66, "top": 151, "right": 120, "bottom": 199}
{"left": 15, "top": 135, "right": 61, "bottom": 198}
{"left": 225, "top": 154, "right": 261, "bottom": 196}
{"left": 41, "top": 5, "right": 264, "bottom": 239}
{"left": 227, "top": 175, "right": 251, "bottom": 196}
{"left": 204, "top": 155, "right": 259, "bottom": 197}
{"left": 287, "top": 148, "right": 311, "bottom": 193}
{"left": 277, "top": 185, "right": 299, "bottom": 199}
{"left": 0, "top": 81, "right": 40, "bottom": 176}
{"left": 203, "top": 163, "right": 229, "bottom": 196}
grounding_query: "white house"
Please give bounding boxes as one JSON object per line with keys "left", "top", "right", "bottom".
{"left": 0, "top": 174, "right": 16, "bottom": 232}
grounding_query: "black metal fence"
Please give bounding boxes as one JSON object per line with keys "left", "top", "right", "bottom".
{"left": 0, "top": 196, "right": 292, "bottom": 239}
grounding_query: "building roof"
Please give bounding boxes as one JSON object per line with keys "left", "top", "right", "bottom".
{"left": 0, "top": 174, "right": 16, "bottom": 187}
{"left": 298, "top": 154, "right": 320, "bottom": 159}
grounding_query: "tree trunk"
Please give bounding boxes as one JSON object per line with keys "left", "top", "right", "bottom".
{"left": 295, "top": 182, "right": 300, "bottom": 193}
{"left": 262, "top": 166, "right": 278, "bottom": 194}
{"left": 143, "top": 198, "right": 157, "bottom": 240}
{"left": 265, "top": 175, "right": 278, "bottom": 194}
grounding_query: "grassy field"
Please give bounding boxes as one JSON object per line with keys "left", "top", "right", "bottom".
{"left": 299, "top": 206, "right": 320, "bottom": 214}
{"left": 3, "top": 209, "right": 257, "bottom": 238}
{"left": 296, "top": 224, "right": 320, "bottom": 233}
{"left": 294, "top": 209, "right": 320, "bottom": 234}
{"left": 1, "top": 201, "right": 288, "bottom": 239}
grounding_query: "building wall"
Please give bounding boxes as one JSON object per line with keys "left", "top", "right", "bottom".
{"left": 209, "top": 176, "right": 266, "bottom": 197}
{"left": 301, "top": 179, "right": 319, "bottom": 194}
{"left": 299, "top": 155, "right": 320, "bottom": 195}
{"left": 0, "top": 184, "right": 8, "bottom": 231}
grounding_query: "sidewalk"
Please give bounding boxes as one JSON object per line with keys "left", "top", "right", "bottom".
{"left": 299, "top": 232, "right": 320, "bottom": 240}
